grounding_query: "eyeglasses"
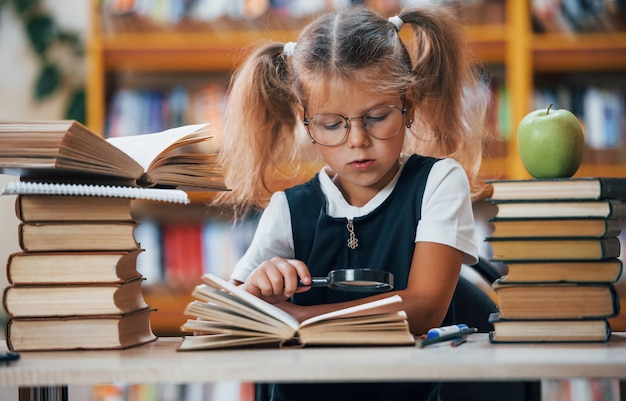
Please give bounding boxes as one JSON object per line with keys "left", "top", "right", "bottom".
{"left": 303, "top": 104, "right": 406, "bottom": 147}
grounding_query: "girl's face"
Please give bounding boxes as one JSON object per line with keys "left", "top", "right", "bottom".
{"left": 303, "top": 82, "right": 406, "bottom": 207}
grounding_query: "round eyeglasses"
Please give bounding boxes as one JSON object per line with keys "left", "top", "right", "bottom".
{"left": 303, "top": 105, "right": 406, "bottom": 147}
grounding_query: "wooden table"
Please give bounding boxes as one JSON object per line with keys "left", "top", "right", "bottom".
{"left": 2, "top": 334, "right": 626, "bottom": 400}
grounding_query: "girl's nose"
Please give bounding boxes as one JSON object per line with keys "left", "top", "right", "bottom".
{"left": 346, "top": 119, "right": 370, "bottom": 148}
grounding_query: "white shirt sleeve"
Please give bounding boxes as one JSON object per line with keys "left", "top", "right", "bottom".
{"left": 416, "top": 158, "right": 478, "bottom": 265}
{"left": 230, "top": 191, "right": 294, "bottom": 283}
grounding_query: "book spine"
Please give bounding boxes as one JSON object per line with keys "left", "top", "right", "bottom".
{"left": 599, "top": 178, "right": 626, "bottom": 200}
{"left": 608, "top": 199, "right": 626, "bottom": 218}
{"left": 2, "top": 287, "right": 9, "bottom": 318}
{"left": 5, "top": 253, "right": 16, "bottom": 285}
{"left": 609, "top": 283, "right": 621, "bottom": 316}
{"left": 4, "top": 319, "right": 15, "bottom": 352}
{"left": 16, "top": 224, "right": 26, "bottom": 253}
{"left": 605, "top": 219, "right": 623, "bottom": 237}
{"left": 602, "top": 237, "right": 621, "bottom": 260}
{"left": 14, "top": 196, "right": 24, "bottom": 221}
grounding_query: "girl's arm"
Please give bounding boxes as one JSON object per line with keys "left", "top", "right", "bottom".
{"left": 275, "top": 241, "right": 461, "bottom": 336}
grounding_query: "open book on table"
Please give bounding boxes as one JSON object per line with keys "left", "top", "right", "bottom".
{"left": 178, "top": 274, "right": 415, "bottom": 350}
{"left": 0, "top": 120, "right": 226, "bottom": 190}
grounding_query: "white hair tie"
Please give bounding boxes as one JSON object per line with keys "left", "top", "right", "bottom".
{"left": 283, "top": 42, "right": 297, "bottom": 57}
{"left": 388, "top": 15, "right": 404, "bottom": 31}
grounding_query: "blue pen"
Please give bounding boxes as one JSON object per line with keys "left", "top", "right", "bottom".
{"left": 426, "top": 324, "right": 469, "bottom": 339}
{"left": 418, "top": 326, "right": 477, "bottom": 348}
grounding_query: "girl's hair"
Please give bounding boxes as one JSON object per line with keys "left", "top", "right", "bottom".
{"left": 215, "top": 6, "right": 488, "bottom": 215}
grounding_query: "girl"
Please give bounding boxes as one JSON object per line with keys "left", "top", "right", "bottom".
{"left": 215, "top": 5, "right": 488, "bottom": 401}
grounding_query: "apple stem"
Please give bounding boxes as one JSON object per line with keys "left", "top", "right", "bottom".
{"left": 547, "top": 104, "right": 553, "bottom": 114}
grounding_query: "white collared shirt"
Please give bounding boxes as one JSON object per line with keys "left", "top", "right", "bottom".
{"left": 231, "top": 155, "right": 478, "bottom": 283}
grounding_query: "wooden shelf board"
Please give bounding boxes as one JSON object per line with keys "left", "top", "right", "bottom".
{"left": 97, "top": 25, "right": 507, "bottom": 71}
{"left": 464, "top": 24, "right": 508, "bottom": 64}
{"left": 575, "top": 164, "right": 626, "bottom": 178}
{"left": 533, "top": 33, "right": 626, "bottom": 71}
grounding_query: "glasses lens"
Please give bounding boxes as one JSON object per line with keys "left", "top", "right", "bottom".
{"left": 364, "top": 106, "right": 404, "bottom": 139}
{"left": 309, "top": 114, "right": 347, "bottom": 146}
{"left": 307, "top": 105, "right": 405, "bottom": 146}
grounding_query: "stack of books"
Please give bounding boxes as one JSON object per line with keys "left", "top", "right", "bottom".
{"left": 0, "top": 182, "right": 197, "bottom": 351}
{"left": 485, "top": 177, "right": 625, "bottom": 343}
{"left": 0, "top": 120, "right": 226, "bottom": 351}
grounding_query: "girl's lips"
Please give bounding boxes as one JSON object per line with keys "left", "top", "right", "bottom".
{"left": 350, "top": 159, "right": 374, "bottom": 170}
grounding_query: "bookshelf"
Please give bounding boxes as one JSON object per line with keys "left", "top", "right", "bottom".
{"left": 85, "top": 0, "right": 626, "bottom": 335}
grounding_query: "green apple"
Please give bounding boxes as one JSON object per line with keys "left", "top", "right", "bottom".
{"left": 516, "top": 104, "right": 584, "bottom": 178}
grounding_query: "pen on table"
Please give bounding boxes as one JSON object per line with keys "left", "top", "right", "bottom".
{"left": 450, "top": 336, "right": 467, "bottom": 347}
{"left": 417, "top": 327, "right": 477, "bottom": 348}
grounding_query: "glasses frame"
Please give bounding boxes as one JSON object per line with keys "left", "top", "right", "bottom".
{"left": 303, "top": 103, "right": 407, "bottom": 147}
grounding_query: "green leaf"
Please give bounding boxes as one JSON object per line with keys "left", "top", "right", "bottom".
{"left": 57, "top": 30, "right": 79, "bottom": 46}
{"left": 34, "top": 63, "right": 60, "bottom": 101}
{"left": 64, "top": 87, "right": 85, "bottom": 123}
{"left": 11, "top": 0, "right": 38, "bottom": 16}
{"left": 25, "top": 13, "right": 55, "bottom": 55}
{"left": 58, "top": 31, "right": 84, "bottom": 57}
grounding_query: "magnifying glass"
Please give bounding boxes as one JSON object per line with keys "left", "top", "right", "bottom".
{"left": 299, "top": 269, "right": 394, "bottom": 292}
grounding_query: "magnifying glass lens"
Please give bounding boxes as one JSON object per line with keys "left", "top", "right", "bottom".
{"left": 303, "top": 269, "right": 394, "bottom": 292}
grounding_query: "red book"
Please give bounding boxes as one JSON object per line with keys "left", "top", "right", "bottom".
{"left": 162, "top": 223, "right": 204, "bottom": 289}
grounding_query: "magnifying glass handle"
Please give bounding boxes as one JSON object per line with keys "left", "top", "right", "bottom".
{"left": 299, "top": 277, "right": 330, "bottom": 287}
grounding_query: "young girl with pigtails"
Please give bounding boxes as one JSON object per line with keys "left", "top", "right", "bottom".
{"left": 214, "top": 5, "right": 488, "bottom": 401}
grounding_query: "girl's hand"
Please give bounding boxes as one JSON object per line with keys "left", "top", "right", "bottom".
{"left": 242, "top": 257, "right": 312, "bottom": 304}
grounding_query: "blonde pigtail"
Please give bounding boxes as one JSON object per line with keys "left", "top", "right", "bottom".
{"left": 400, "top": 8, "right": 488, "bottom": 200}
{"left": 214, "top": 43, "right": 300, "bottom": 215}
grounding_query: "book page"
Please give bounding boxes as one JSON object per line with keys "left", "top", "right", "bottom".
{"left": 201, "top": 274, "right": 300, "bottom": 331}
{"left": 182, "top": 318, "right": 284, "bottom": 338}
{"left": 106, "top": 124, "right": 209, "bottom": 170}
{"left": 184, "top": 301, "right": 289, "bottom": 337}
{"left": 178, "top": 334, "right": 281, "bottom": 351}
{"left": 192, "top": 284, "right": 294, "bottom": 331}
{"left": 300, "top": 295, "right": 403, "bottom": 327}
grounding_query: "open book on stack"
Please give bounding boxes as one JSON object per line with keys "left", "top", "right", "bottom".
{"left": 0, "top": 120, "right": 226, "bottom": 190}
{"left": 486, "top": 177, "right": 625, "bottom": 343}
{"left": 178, "top": 274, "right": 415, "bottom": 350}
{"left": 0, "top": 120, "right": 233, "bottom": 351}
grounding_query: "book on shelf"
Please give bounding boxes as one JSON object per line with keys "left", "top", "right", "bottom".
{"left": 5, "top": 307, "right": 157, "bottom": 351}
{"left": 489, "top": 218, "right": 623, "bottom": 239}
{"left": 178, "top": 274, "right": 415, "bottom": 350}
{"left": 6, "top": 250, "right": 143, "bottom": 285}
{"left": 488, "top": 237, "right": 621, "bottom": 262}
{"left": 488, "top": 312, "right": 611, "bottom": 343}
{"left": 18, "top": 221, "right": 140, "bottom": 252}
{"left": 498, "top": 259, "right": 623, "bottom": 284}
{"left": 492, "top": 281, "right": 620, "bottom": 320}
{"left": 162, "top": 223, "right": 205, "bottom": 288}
{"left": 487, "top": 177, "right": 626, "bottom": 201}
{"left": 490, "top": 199, "right": 626, "bottom": 219}
{"left": 0, "top": 120, "right": 226, "bottom": 190}
{"left": 2, "top": 277, "right": 149, "bottom": 317}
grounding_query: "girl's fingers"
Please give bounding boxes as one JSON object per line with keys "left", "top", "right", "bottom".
{"left": 287, "top": 259, "right": 312, "bottom": 285}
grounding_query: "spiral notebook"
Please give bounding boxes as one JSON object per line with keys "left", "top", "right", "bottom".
{"left": 1, "top": 181, "right": 190, "bottom": 204}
